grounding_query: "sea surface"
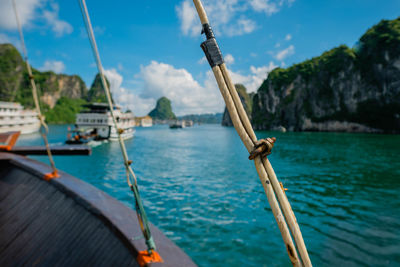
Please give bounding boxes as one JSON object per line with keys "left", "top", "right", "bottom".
{"left": 16, "top": 124, "right": 400, "bottom": 266}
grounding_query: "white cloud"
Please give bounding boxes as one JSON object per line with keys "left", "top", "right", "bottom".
{"left": 175, "top": 0, "right": 295, "bottom": 37}
{"left": 176, "top": 0, "right": 256, "bottom": 37}
{"left": 176, "top": 0, "right": 200, "bottom": 37}
{"left": 198, "top": 56, "right": 207, "bottom": 65}
{"left": 0, "top": 0, "right": 72, "bottom": 37}
{"left": 275, "top": 45, "right": 294, "bottom": 61}
{"left": 138, "top": 61, "right": 223, "bottom": 115}
{"left": 225, "top": 17, "right": 256, "bottom": 36}
{"left": 0, "top": 0, "right": 43, "bottom": 30}
{"left": 102, "top": 60, "right": 278, "bottom": 116}
{"left": 103, "top": 68, "right": 154, "bottom": 116}
{"left": 250, "top": 0, "right": 295, "bottom": 15}
{"left": 224, "top": 54, "right": 235, "bottom": 65}
{"left": 101, "top": 63, "right": 222, "bottom": 116}
{"left": 40, "top": 60, "right": 65, "bottom": 73}
{"left": 285, "top": 34, "right": 292, "bottom": 41}
{"left": 250, "top": 0, "right": 279, "bottom": 15}
{"left": 229, "top": 61, "right": 277, "bottom": 92}
{"left": 43, "top": 3, "right": 72, "bottom": 37}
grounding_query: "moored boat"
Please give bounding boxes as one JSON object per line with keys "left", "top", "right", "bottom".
{"left": 169, "top": 120, "right": 185, "bottom": 129}
{"left": 66, "top": 103, "right": 135, "bottom": 144}
{"left": 0, "top": 101, "right": 40, "bottom": 134}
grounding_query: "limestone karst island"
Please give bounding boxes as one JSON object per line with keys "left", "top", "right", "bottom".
{"left": 0, "top": 1, "right": 399, "bottom": 266}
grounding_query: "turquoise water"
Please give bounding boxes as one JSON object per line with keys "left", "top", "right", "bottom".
{"left": 16, "top": 125, "right": 400, "bottom": 266}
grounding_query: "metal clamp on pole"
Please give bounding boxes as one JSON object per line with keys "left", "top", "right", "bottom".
{"left": 200, "top": 24, "right": 224, "bottom": 68}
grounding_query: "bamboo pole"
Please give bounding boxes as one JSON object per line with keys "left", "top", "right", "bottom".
{"left": 192, "top": 0, "right": 312, "bottom": 266}
{"left": 212, "top": 65, "right": 301, "bottom": 266}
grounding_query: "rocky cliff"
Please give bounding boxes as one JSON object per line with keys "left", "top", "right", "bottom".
{"left": 0, "top": 43, "right": 87, "bottom": 108}
{"left": 252, "top": 17, "right": 400, "bottom": 133}
{"left": 148, "top": 97, "right": 176, "bottom": 120}
{"left": 222, "top": 84, "right": 253, "bottom": 126}
{"left": 87, "top": 73, "right": 110, "bottom": 103}
{"left": 0, "top": 43, "right": 114, "bottom": 123}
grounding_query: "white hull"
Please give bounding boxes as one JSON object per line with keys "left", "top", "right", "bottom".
{"left": 0, "top": 102, "right": 40, "bottom": 134}
{"left": 75, "top": 103, "right": 135, "bottom": 142}
{"left": 0, "top": 122, "right": 40, "bottom": 134}
{"left": 109, "top": 127, "right": 135, "bottom": 141}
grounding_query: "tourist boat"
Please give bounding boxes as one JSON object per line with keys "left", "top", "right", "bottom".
{"left": 0, "top": 131, "right": 196, "bottom": 266}
{"left": 0, "top": 101, "right": 40, "bottom": 134}
{"left": 66, "top": 103, "right": 135, "bottom": 144}
{"left": 169, "top": 120, "right": 185, "bottom": 129}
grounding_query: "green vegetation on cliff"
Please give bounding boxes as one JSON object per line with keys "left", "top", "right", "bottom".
{"left": 253, "top": 17, "right": 400, "bottom": 133}
{"left": 148, "top": 97, "right": 176, "bottom": 120}
{"left": 87, "top": 73, "right": 110, "bottom": 103}
{"left": 261, "top": 45, "right": 356, "bottom": 93}
{"left": 44, "top": 97, "right": 88, "bottom": 124}
{"left": 0, "top": 43, "right": 115, "bottom": 124}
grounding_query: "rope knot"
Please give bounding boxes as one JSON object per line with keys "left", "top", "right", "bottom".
{"left": 249, "top": 137, "right": 276, "bottom": 160}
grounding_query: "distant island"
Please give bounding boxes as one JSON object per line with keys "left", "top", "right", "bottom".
{"left": 250, "top": 17, "right": 400, "bottom": 133}
{"left": 0, "top": 43, "right": 222, "bottom": 125}
{"left": 1, "top": 17, "right": 399, "bottom": 132}
{"left": 0, "top": 43, "right": 111, "bottom": 123}
{"left": 178, "top": 113, "right": 223, "bottom": 124}
{"left": 148, "top": 97, "right": 176, "bottom": 120}
{"left": 148, "top": 96, "right": 222, "bottom": 124}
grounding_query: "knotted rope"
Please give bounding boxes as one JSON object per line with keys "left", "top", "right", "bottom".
{"left": 78, "top": 1, "right": 161, "bottom": 263}
{"left": 12, "top": 0, "right": 58, "bottom": 180}
{"left": 192, "top": 1, "right": 312, "bottom": 266}
{"left": 248, "top": 137, "right": 276, "bottom": 160}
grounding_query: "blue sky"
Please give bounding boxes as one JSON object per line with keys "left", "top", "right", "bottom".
{"left": 0, "top": 0, "right": 399, "bottom": 116}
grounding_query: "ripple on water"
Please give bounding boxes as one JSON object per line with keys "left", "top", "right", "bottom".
{"left": 16, "top": 125, "right": 400, "bottom": 266}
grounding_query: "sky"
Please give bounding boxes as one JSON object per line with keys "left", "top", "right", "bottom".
{"left": 0, "top": 0, "right": 399, "bottom": 116}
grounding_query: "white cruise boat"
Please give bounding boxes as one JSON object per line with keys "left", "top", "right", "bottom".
{"left": 0, "top": 101, "right": 40, "bottom": 134}
{"left": 67, "top": 103, "right": 135, "bottom": 143}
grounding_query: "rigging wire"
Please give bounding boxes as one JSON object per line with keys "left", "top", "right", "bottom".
{"left": 77, "top": 0, "right": 157, "bottom": 255}
{"left": 12, "top": 0, "right": 58, "bottom": 179}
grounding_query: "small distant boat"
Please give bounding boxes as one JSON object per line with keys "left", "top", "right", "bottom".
{"left": 0, "top": 101, "right": 40, "bottom": 134}
{"left": 184, "top": 120, "right": 194, "bottom": 127}
{"left": 169, "top": 120, "right": 185, "bottom": 129}
{"left": 65, "top": 128, "right": 97, "bottom": 144}
{"left": 66, "top": 103, "right": 135, "bottom": 144}
{"left": 135, "top": 115, "right": 153, "bottom": 127}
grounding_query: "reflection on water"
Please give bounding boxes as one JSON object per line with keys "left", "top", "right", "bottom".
{"left": 17, "top": 125, "right": 400, "bottom": 266}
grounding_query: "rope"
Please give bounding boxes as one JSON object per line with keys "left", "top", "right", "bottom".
{"left": 248, "top": 137, "right": 276, "bottom": 160}
{"left": 77, "top": 0, "right": 156, "bottom": 254}
{"left": 192, "top": 1, "right": 312, "bottom": 266}
{"left": 12, "top": 0, "right": 58, "bottom": 178}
